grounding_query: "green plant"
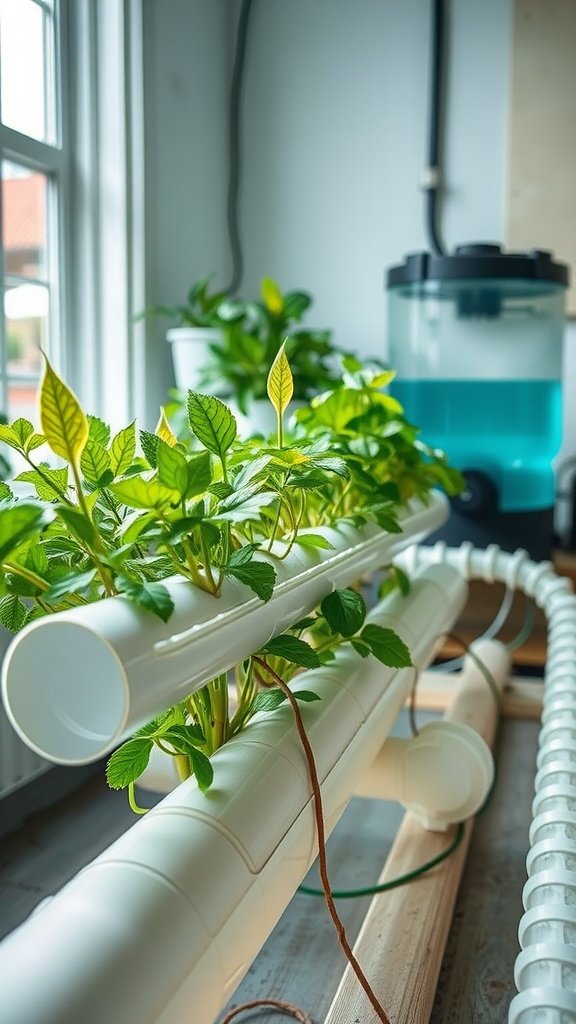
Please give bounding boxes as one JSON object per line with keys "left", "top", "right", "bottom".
{"left": 0, "top": 352, "right": 462, "bottom": 809}
{"left": 145, "top": 274, "right": 356, "bottom": 415}
{"left": 199, "top": 277, "right": 353, "bottom": 413}
{"left": 141, "top": 275, "right": 230, "bottom": 329}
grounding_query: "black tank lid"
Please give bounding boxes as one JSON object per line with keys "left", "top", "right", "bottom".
{"left": 387, "top": 243, "right": 569, "bottom": 288}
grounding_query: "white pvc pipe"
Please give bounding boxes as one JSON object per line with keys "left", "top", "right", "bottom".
{"left": 396, "top": 541, "right": 576, "bottom": 1023}
{"left": 0, "top": 563, "right": 467, "bottom": 1024}
{"left": 1, "top": 493, "right": 447, "bottom": 766}
{"left": 355, "top": 638, "right": 508, "bottom": 830}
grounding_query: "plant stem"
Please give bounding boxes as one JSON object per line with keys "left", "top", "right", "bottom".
{"left": 127, "top": 782, "right": 149, "bottom": 815}
{"left": 175, "top": 753, "right": 191, "bottom": 782}
{"left": 198, "top": 530, "right": 218, "bottom": 593}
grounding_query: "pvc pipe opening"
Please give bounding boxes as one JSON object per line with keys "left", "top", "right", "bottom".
{"left": 2, "top": 622, "right": 128, "bottom": 763}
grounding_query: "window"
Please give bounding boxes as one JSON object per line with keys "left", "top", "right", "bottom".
{"left": 0, "top": 0, "right": 146, "bottom": 438}
{"left": 0, "top": 0, "right": 66, "bottom": 425}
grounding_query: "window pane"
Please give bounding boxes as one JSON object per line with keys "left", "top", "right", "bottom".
{"left": 5, "top": 281, "right": 47, "bottom": 376}
{"left": 7, "top": 378, "right": 40, "bottom": 425}
{"left": 0, "top": 0, "right": 53, "bottom": 143}
{"left": 2, "top": 162, "right": 47, "bottom": 278}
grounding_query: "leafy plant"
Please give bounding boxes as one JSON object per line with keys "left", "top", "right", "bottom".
{"left": 145, "top": 274, "right": 357, "bottom": 416}
{"left": 139, "top": 275, "right": 230, "bottom": 329}
{"left": 0, "top": 350, "right": 461, "bottom": 808}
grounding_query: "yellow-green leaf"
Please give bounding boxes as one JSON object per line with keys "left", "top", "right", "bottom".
{"left": 155, "top": 408, "right": 177, "bottom": 447}
{"left": 261, "top": 276, "right": 283, "bottom": 315}
{"left": 110, "top": 422, "right": 136, "bottom": 476}
{"left": 110, "top": 476, "right": 179, "bottom": 511}
{"left": 39, "top": 356, "right": 89, "bottom": 467}
{"left": 267, "top": 343, "right": 293, "bottom": 419}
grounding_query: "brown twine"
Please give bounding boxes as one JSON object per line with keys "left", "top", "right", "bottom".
{"left": 219, "top": 997, "right": 313, "bottom": 1023}
{"left": 253, "top": 657, "right": 391, "bottom": 1024}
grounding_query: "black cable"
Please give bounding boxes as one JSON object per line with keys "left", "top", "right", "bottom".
{"left": 424, "top": 0, "right": 447, "bottom": 256}
{"left": 226, "top": 0, "right": 254, "bottom": 295}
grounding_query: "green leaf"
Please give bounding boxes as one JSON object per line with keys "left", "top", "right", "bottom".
{"left": 119, "top": 510, "right": 156, "bottom": 546}
{"left": 360, "top": 624, "right": 412, "bottom": 667}
{"left": 350, "top": 639, "right": 371, "bottom": 659}
{"left": 308, "top": 456, "right": 349, "bottom": 479}
{"left": 379, "top": 565, "right": 411, "bottom": 600}
{"left": 0, "top": 420, "right": 44, "bottom": 454}
{"left": 0, "top": 504, "right": 52, "bottom": 562}
{"left": 24, "top": 544, "right": 48, "bottom": 575}
{"left": 88, "top": 415, "right": 111, "bottom": 447}
{"left": 185, "top": 451, "right": 212, "bottom": 499}
{"left": 261, "top": 276, "right": 284, "bottom": 314}
{"left": 15, "top": 466, "right": 69, "bottom": 502}
{"left": 53, "top": 505, "right": 97, "bottom": 546}
{"left": 161, "top": 722, "right": 206, "bottom": 749}
{"left": 106, "top": 736, "right": 153, "bottom": 789}
{"left": 44, "top": 569, "right": 98, "bottom": 602}
{"left": 155, "top": 408, "right": 178, "bottom": 447}
{"left": 0, "top": 595, "right": 27, "bottom": 632}
{"left": 111, "top": 476, "right": 179, "bottom": 510}
{"left": 157, "top": 440, "right": 189, "bottom": 496}
{"left": 117, "top": 576, "right": 174, "bottom": 622}
{"left": 0, "top": 481, "right": 14, "bottom": 502}
{"left": 267, "top": 342, "right": 293, "bottom": 418}
{"left": 224, "top": 559, "right": 276, "bottom": 602}
{"left": 39, "top": 355, "right": 89, "bottom": 467}
{"left": 393, "top": 566, "right": 411, "bottom": 596}
{"left": 321, "top": 588, "right": 366, "bottom": 637}
{"left": 109, "top": 422, "right": 136, "bottom": 477}
{"left": 232, "top": 454, "right": 272, "bottom": 489}
{"left": 367, "top": 505, "right": 402, "bottom": 533}
{"left": 9, "top": 418, "right": 33, "bottom": 445}
{"left": 252, "top": 688, "right": 287, "bottom": 714}
{"left": 187, "top": 391, "right": 237, "bottom": 460}
{"left": 209, "top": 481, "right": 233, "bottom": 501}
{"left": 0, "top": 424, "right": 22, "bottom": 452}
{"left": 260, "top": 634, "right": 321, "bottom": 669}
{"left": 215, "top": 487, "right": 277, "bottom": 523}
{"left": 227, "top": 545, "right": 257, "bottom": 567}
{"left": 294, "top": 533, "right": 334, "bottom": 551}
{"left": 188, "top": 745, "right": 213, "bottom": 792}
{"left": 80, "top": 437, "right": 111, "bottom": 486}
{"left": 12, "top": 419, "right": 45, "bottom": 453}
{"left": 161, "top": 514, "right": 205, "bottom": 545}
{"left": 290, "top": 615, "right": 317, "bottom": 631}
{"left": 140, "top": 429, "right": 159, "bottom": 468}
{"left": 293, "top": 689, "right": 321, "bottom": 702}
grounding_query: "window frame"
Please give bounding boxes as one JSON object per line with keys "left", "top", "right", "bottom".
{"left": 0, "top": 0, "right": 146, "bottom": 431}
{"left": 0, "top": 0, "right": 70, "bottom": 417}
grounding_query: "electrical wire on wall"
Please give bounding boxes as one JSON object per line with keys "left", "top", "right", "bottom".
{"left": 423, "top": 0, "right": 447, "bottom": 255}
{"left": 226, "top": 0, "right": 254, "bottom": 295}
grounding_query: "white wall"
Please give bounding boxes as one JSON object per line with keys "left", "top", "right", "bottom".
{"left": 239, "top": 0, "right": 512, "bottom": 358}
{"left": 142, "top": 0, "right": 233, "bottom": 416}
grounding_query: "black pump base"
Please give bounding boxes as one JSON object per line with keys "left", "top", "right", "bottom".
{"left": 425, "top": 504, "right": 555, "bottom": 563}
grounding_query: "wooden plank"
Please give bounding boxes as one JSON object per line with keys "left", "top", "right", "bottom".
{"left": 411, "top": 672, "right": 543, "bottom": 720}
{"left": 505, "top": 0, "right": 576, "bottom": 313}
{"left": 324, "top": 647, "right": 504, "bottom": 1024}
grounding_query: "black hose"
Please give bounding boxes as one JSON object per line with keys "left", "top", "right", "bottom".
{"left": 226, "top": 0, "right": 254, "bottom": 295}
{"left": 425, "top": 0, "right": 447, "bottom": 255}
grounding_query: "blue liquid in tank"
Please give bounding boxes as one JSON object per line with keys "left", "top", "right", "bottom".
{"left": 391, "top": 379, "right": 562, "bottom": 511}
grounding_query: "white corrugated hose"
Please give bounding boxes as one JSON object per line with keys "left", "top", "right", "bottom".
{"left": 397, "top": 541, "right": 576, "bottom": 1023}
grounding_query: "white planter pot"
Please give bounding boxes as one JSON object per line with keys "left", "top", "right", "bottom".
{"left": 166, "top": 327, "right": 221, "bottom": 392}
{"left": 1, "top": 494, "right": 449, "bottom": 766}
